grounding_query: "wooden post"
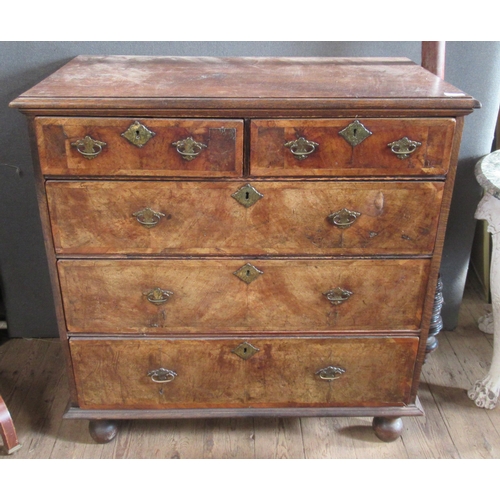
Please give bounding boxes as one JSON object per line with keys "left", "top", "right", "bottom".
{"left": 422, "top": 41, "right": 446, "bottom": 79}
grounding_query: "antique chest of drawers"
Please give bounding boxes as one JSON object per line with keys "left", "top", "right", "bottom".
{"left": 11, "top": 56, "right": 478, "bottom": 443}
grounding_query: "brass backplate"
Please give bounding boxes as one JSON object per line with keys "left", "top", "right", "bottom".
{"left": 231, "top": 184, "right": 264, "bottom": 208}
{"left": 233, "top": 263, "right": 263, "bottom": 284}
{"left": 121, "top": 121, "right": 156, "bottom": 147}
{"left": 323, "top": 287, "right": 353, "bottom": 305}
{"left": 232, "top": 342, "right": 259, "bottom": 360}
{"left": 339, "top": 120, "right": 372, "bottom": 147}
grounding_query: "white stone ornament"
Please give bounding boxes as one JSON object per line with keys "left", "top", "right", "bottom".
{"left": 468, "top": 151, "right": 500, "bottom": 409}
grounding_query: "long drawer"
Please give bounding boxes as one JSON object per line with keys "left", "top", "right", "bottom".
{"left": 250, "top": 118, "right": 455, "bottom": 177}
{"left": 35, "top": 117, "right": 244, "bottom": 177}
{"left": 58, "top": 258, "right": 431, "bottom": 333}
{"left": 47, "top": 180, "right": 444, "bottom": 256}
{"left": 69, "top": 336, "right": 419, "bottom": 409}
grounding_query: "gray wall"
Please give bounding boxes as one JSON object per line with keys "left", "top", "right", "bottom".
{"left": 1, "top": 41, "right": 499, "bottom": 337}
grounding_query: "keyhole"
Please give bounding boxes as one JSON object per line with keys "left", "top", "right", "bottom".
{"left": 352, "top": 127, "right": 358, "bottom": 137}
{"left": 245, "top": 191, "right": 250, "bottom": 200}
{"left": 243, "top": 347, "right": 248, "bottom": 353}
{"left": 246, "top": 269, "right": 251, "bottom": 276}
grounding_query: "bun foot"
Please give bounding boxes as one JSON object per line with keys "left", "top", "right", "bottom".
{"left": 89, "top": 419, "right": 118, "bottom": 443}
{"left": 372, "top": 417, "right": 403, "bottom": 442}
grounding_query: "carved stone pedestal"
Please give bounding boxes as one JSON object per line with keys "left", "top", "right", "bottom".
{"left": 468, "top": 151, "right": 500, "bottom": 409}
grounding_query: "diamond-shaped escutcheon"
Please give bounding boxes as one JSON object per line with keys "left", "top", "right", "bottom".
{"left": 231, "top": 183, "right": 264, "bottom": 208}
{"left": 232, "top": 342, "right": 260, "bottom": 360}
{"left": 121, "top": 121, "right": 156, "bottom": 147}
{"left": 339, "top": 120, "right": 372, "bottom": 147}
{"left": 233, "top": 263, "right": 263, "bottom": 284}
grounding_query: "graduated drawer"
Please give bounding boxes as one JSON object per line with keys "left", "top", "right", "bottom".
{"left": 35, "top": 117, "right": 244, "bottom": 177}
{"left": 250, "top": 118, "right": 455, "bottom": 177}
{"left": 58, "top": 259, "right": 430, "bottom": 334}
{"left": 69, "top": 336, "right": 418, "bottom": 409}
{"left": 46, "top": 180, "right": 444, "bottom": 256}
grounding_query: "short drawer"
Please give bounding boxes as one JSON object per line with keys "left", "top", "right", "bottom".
{"left": 47, "top": 180, "right": 444, "bottom": 256}
{"left": 35, "top": 117, "right": 244, "bottom": 177}
{"left": 69, "top": 336, "right": 419, "bottom": 409}
{"left": 250, "top": 118, "right": 455, "bottom": 177}
{"left": 58, "top": 258, "right": 430, "bottom": 334}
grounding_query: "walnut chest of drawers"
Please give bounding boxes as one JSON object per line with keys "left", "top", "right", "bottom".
{"left": 11, "top": 56, "right": 478, "bottom": 443}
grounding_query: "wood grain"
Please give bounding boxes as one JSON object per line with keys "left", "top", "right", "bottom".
{"left": 69, "top": 336, "right": 418, "bottom": 409}
{"left": 35, "top": 117, "right": 244, "bottom": 177}
{"left": 47, "top": 180, "right": 444, "bottom": 256}
{"left": 10, "top": 56, "right": 479, "bottom": 112}
{"left": 1, "top": 277, "right": 494, "bottom": 459}
{"left": 251, "top": 118, "right": 455, "bottom": 177}
{"left": 7, "top": 55, "right": 479, "bottom": 444}
{"left": 57, "top": 258, "right": 431, "bottom": 333}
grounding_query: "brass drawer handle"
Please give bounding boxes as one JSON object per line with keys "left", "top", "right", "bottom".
{"left": 284, "top": 137, "right": 319, "bottom": 160}
{"left": 133, "top": 207, "right": 165, "bottom": 228}
{"left": 327, "top": 208, "right": 361, "bottom": 228}
{"left": 172, "top": 136, "right": 207, "bottom": 161}
{"left": 71, "top": 135, "right": 107, "bottom": 159}
{"left": 388, "top": 137, "right": 422, "bottom": 159}
{"left": 145, "top": 287, "right": 173, "bottom": 305}
{"left": 148, "top": 368, "right": 177, "bottom": 383}
{"left": 316, "top": 366, "right": 346, "bottom": 381}
{"left": 323, "top": 287, "right": 353, "bottom": 305}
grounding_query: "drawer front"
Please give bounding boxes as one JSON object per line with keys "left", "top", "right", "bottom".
{"left": 58, "top": 259, "right": 430, "bottom": 333}
{"left": 47, "top": 180, "right": 443, "bottom": 256}
{"left": 250, "top": 118, "right": 455, "bottom": 177}
{"left": 35, "top": 117, "right": 244, "bottom": 177}
{"left": 69, "top": 336, "right": 419, "bottom": 409}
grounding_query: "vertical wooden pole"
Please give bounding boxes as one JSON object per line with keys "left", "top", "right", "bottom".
{"left": 422, "top": 40, "right": 446, "bottom": 360}
{"left": 422, "top": 41, "right": 446, "bottom": 79}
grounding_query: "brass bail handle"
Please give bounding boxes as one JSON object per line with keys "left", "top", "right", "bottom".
{"left": 148, "top": 368, "right": 177, "bottom": 383}
{"left": 316, "top": 366, "right": 346, "bottom": 381}
{"left": 172, "top": 136, "right": 207, "bottom": 161}
{"left": 284, "top": 137, "right": 319, "bottom": 160}
{"left": 133, "top": 207, "right": 165, "bottom": 228}
{"left": 323, "top": 287, "right": 353, "bottom": 305}
{"left": 71, "top": 135, "right": 107, "bottom": 159}
{"left": 388, "top": 136, "right": 422, "bottom": 159}
{"left": 327, "top": 208, "right": 361, "bottom": 229}
{"left": 144, "top": 287, "right": 174, "bottom": 305}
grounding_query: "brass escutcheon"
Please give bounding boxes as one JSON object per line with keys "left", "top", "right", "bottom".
{"left": 148, "top": 368, "right": 177, "bottom": 383}
{"left": 323, "top": 287, "right": 353, "bottom": 305}
{"left": 284, "top": 136, "right": 319, "bottom": 160}
{"left": 339, "top": 120, "right": 373, "bottom": 147}
{"left": 327, "top": 208, "right": 361, "bottom": 228}
{"left": 133, "top": 207, "right": 165, "bottom": 228}
{"left": 121, "top": 121, "right": 156, "bottom": 148}
{"left": 71, "top": 135, "right": 107, "bottom": 159}
{"left": 231, "top": 183, "right": 264, "bottom": 208}
{"left": 144, "top": 287, "right": 173, "bottom": 305}
{"left": 172, "top": 136, "right": 207, "bottom": 161}
{"left": 316, "top": 366, "right": 346, "bottom": 381}
{"left": 232, "top": 342, "right": 260, "bottom": 360}
{"left": 233, "top": 263, "right": 263, "bottom": 284}
{"left": 388, "top": 137, "right": 422, "bottom": 159}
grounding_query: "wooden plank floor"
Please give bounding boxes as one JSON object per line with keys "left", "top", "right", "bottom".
{"left": 1, "top": 272, "right": 500, "bottom": 459}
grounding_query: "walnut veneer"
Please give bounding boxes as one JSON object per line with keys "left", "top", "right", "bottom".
{"left": 10, "top": 56, "right": 478, "bottom": 443}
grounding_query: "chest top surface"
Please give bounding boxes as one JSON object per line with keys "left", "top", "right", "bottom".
{"left": 10, "top": 56, "right": 479, "bottom": 113}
